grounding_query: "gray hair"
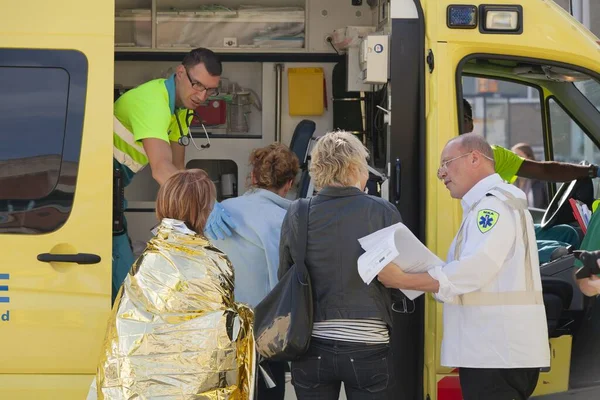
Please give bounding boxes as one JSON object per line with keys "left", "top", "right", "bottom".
{"left": 449, "top": 133, "right": 495, "bottom": 166}
{"left": 309, "top": 130, "right": 369, "bottom": 188}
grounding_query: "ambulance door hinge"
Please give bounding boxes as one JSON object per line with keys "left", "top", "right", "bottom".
{"left": 426, "top": 50, "right": 434, "bottom": 73}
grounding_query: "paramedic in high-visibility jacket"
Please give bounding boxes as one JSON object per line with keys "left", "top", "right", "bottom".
{"left": 112, "top": 47, "right": 235, "bottom": 303}
{"left": 378, "top": 133, "right": 550, "bottom": 400}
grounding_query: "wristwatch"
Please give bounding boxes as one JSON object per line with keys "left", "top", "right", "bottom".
{"left": 589, "top": 164, "right": 600, "bottom": 178}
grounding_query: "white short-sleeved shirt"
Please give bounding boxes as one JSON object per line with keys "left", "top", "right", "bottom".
{"left": 428, "top": 174, "right": 550, "bottom": 369}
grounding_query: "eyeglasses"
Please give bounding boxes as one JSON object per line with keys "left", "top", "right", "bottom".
{"left": 185, "top": 69, "right": 219, "bottom": 97}
{"left": 437, "top": 151, "right": 494, "bottom": 178}
{"left": 437, "top": 152, "right": 472, "bottom": 177}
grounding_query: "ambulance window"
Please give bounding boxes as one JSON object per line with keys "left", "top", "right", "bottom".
{"left": 462, "top": 76, "right": 548, "bottom": 205}
{"left": 462, "top": 77, "right": 544, "bottom": 150}
{"left": 548, "top": 98, "right": 600, "bottom": 196}
{"left": 0, "top": 49, "right": 87, "bottom": 234}
{"left": 574, "top": 78, "right": 600, "bottom": 112}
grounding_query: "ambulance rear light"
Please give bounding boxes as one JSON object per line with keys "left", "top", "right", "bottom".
{"left": 480, "top": 5, "right": 522, "bottom": 34}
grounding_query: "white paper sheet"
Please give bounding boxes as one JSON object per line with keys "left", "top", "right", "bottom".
{"left": 357, "top": 222, "right": 444, "bottom": 300}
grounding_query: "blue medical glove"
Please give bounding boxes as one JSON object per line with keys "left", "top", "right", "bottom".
{"left": 204, "top": 201, "right": 236, "bottom": 240}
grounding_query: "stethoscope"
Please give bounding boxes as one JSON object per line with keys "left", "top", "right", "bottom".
{"left": 175, "top": 109, "right": 211, "bottom": 150}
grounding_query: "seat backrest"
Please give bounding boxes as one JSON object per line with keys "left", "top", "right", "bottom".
{"left": 541, "top": 254, "right": 586, "bottom": 311}
{"left": 542, "top": 277, "right": 574, "bottom": 337}
{"left": 543, "top": 293, "right": 564, "bottom": 337}
{"left": 289, "top": 120, "right": 316, "bottom": 166}
{"left": 542, "top": 276, "right": 574, "bottom": 309}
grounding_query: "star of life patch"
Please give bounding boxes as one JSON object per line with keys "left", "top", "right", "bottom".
{"left": 477, "top": 209, "right": 499, "bottom": 233}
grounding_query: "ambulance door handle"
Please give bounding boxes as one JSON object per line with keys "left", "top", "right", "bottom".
{"left": 37, "top": 253, "right": 101, "bottom": 265}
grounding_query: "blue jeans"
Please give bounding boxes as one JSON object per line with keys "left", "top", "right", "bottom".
{"left": 291, "top": 338, "right": 392, "bottom": 400}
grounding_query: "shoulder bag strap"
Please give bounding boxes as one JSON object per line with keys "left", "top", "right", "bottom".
{"left": 295, "top": 198, "right": 311, "bottom": 268}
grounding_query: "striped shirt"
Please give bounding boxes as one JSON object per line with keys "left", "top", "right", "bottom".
{"left": 312, "top": 319, "right": 389, "bottom": 344}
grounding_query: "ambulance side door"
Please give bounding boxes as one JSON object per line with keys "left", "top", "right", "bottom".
{"left": 0, "top": 0, "right": 114, "bottom": 395}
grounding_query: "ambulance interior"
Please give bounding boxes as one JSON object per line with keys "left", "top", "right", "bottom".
{"left": 112, "top": 1, "right": 391, "bottom": 395}
{"left": 459, "top": 56, "right": 600, "bottom": 391}
{"left": 114, "top": 0, "right": 390, "bottom": 253}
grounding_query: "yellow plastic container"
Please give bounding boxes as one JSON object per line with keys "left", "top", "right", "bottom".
{"left": 532, "top": 335, "right": 572, "bottom": 396}
{"left": 288, "top": 67, "right": 324, "bottom": 116}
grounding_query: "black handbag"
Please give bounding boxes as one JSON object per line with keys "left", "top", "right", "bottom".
{"left": 254, "top": 198, "right": 313, "bottom": 361}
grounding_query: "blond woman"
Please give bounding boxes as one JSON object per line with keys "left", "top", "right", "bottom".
{"left": 278, "top": 131, "right": 401, "bottom": 399}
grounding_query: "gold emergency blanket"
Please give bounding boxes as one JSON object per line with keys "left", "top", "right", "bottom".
{"left": 97, "top": 219, "right": 254, "bottom": 399}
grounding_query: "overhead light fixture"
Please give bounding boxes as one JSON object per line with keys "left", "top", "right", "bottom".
{"left": 447, "top": 5, "right": 477, "bottom": 29}
{"left": 480, "top": 5, "right": 522, "bottom": 34}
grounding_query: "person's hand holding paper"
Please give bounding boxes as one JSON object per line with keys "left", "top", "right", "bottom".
{"left": 357, "top": 222, "right": 444, "bottom": 300}
{"left": 377, "top": 262, "right": 406, "bottom": 288}
{"left": 377, "top": 262, "right": 441, "bottom": 295}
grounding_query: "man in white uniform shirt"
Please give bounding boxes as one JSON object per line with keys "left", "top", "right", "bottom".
{"left": 378, "top": 133, "right": 550, "bottom": 399}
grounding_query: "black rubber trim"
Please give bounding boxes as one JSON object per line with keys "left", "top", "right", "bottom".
{"left": 37, "top": 253, "right": 101, "bottom": 264}
{"left": 389, "top": 3, "right": 426, "bottom": 400}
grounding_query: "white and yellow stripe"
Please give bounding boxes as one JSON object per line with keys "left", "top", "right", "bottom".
{"left": 451, "top": 188, "right": 543, "bottom": 306}
{"left": 113, "top": 116, "right": 149, "bottom": 173}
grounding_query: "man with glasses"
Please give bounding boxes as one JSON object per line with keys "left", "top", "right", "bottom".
{"left": 111, "top": 47, "right": 236, "bottom": 302}
{"left": 378, "top": 133, "right": 549, "bottom": 400}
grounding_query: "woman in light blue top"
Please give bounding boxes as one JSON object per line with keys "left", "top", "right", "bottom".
{"left": 216, "top": 143, "right": 299, "bottom": 400}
